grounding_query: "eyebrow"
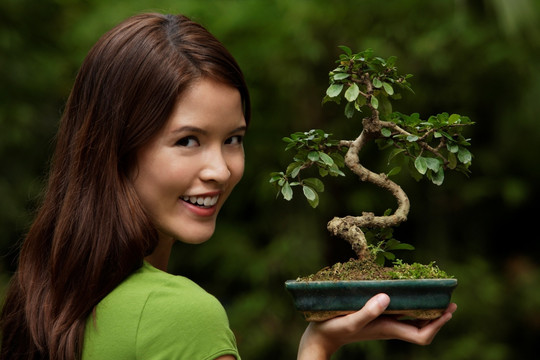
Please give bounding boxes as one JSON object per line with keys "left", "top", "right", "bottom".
{"left": 171, "top": 126, "right": 207, "bottom": 135}
{"left": 171, "top": 125, "right": 247, "bottom": 136}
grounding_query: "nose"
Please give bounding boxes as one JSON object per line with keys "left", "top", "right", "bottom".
{"left": 200, "top": 148, "right": 231, "bottom": 183}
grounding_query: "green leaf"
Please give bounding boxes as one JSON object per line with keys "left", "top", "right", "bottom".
{"left": 330, "top": 152, "right": 346, "bottom": 167}
{"left": 269, "top": 172, "right": 283, "bottom": 183}
{"left": 322, "top": 94, "right": 340, "bottom": 105}
{"left": 286, "top": 162, "right": 303, "bottom": 177}
{"left": 345, "top": 83, "right": 360, "bottom": 102}
{"left": 303, "top": 178, "right": 324, "bottom": 192}
{"left": 355, "top": 95, "right": 367, "bottom": 110}
{"left": 370, "top": 95, "right": 379, "bottom": 109}
{"left": 448, "top": 152, "right": 457, "bottom": 169}
{"left": 388, "top": 148, "right": 406, "bottom": 162}
{"left": 448, "top": 114, "right": 461, "bottom": 124}
{"left": 381, "top": 128, "right": 392, "bottom": 137}
{"left": 338, "top": 45, "right": 352, "bottom": 56}
{"left": 406, "top": 135, "right": 419, "bottom": 142}
{"left": 387, "top": 166, "right": 401, "bottom": 177}
{"left": 414, "top": 156, "right": 428, "bottom": 175}
{"left": 302, "top": 185, "right": 317, "bottom": 201}
{"left": 281, "top": 182, "right": 293, "bottom": 200}
{"left": 282, "top": 137, "right": 293, "bottom": 143}
{"left": 307, "top": 151, "right": 319, "bottom": 162}
{"left": 447, "top": 143, "right": 459, "bottom": 153}
{"left": 326, "top": 84, "right": 343, "bottom": 97}
{"left": 303, "top": 186, "right": 319, "bottom": 208}
{"left": 319, "top": 152, "right": 334, "bottom": 165}
{"left": 284, "top": 141, "right": 297, "bottom": 151}
{"left": 431, "top": 167, "right": 445, "bottom": 185}
{"left": 344, "top": 101, "right": 355, "bottom": 119}
{"left": 378, "top": 95, "right": 393, "bottom": 116}
{"left": 382, "top": 82, "right": 394, "bottom": 95}
{"left": 333, "top": 73, "right": 350, "bottom": 80}
{"left": 458, "top": 147, "right": 472, "bottom": 163}
{"left": 375, "top": 254, "right": 385, "bottom": 266}
{"left": 439, "top": 131, "right": 454, "bottom": 141}
{"left": 373, "top": 78, "right": 383, "bottom": 88}
{"left": 328, "top": 164, "right": 345, "bottom": 176}
{"left": 425, "top": 157, "right": 440, "bottom": 172}
{"left": 384, "top": 239, "right": 400, "bottom": 248}
{"left": 392, "top": 243, "right": 415, "bottom": 250}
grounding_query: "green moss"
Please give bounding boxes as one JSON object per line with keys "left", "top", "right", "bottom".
{"left": 297, "top": 258, "right": 452, "bottom": 281}
{"left": 387, "top": 259, "right": 452, "bottom": 279}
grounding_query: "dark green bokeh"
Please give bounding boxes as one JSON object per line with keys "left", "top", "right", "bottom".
{"left": 1, "top": 0, "right": 539, "bottom": 358}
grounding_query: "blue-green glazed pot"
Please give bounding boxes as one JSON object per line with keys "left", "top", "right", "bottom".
{"left": 285, "top": 279, "right": 457, "bottom": 321}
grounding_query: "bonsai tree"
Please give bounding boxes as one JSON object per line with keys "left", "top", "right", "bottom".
{"left": 270, "top": 47, "right": 473, "bottom": 278}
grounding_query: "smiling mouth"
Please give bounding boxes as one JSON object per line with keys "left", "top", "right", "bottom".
{"left": 181, "top": 195, "right": 219, "bottom": 208}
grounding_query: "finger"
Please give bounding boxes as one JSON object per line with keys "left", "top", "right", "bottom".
{"left": 445, "top": 302, "right": 458, "bottom": 314}
{"left": 401, "top": 303, "right": 457, "bottom": 328}
{"left": 342, "top": 293, "right": 390, "bottom": 328}
{"left": 393, "top": 305, "right": 456, "bottom": 345}
{"left": 419, "top": 309, "right": 455, "bottom": 344}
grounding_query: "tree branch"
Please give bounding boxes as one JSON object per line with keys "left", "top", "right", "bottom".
{"left": 327, "top": 126, "right": 410, "bottom": 259}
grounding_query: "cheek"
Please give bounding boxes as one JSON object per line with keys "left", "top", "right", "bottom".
{"left": 133, "top": 158, "right": 181, "bottom": 208}
{"left": 230, "top": 155, "right": 245, "bottom": 186}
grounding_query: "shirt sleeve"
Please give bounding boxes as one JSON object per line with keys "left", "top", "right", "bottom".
{"left": 135, "top": 283, "right": 240, "bottom": 360}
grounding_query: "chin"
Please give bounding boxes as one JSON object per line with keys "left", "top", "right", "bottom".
{"left": 175, "top": 227, "right": 216, "bottom": 245}
{"left": 178, "top": 236, "right": 212, "bottom": 245}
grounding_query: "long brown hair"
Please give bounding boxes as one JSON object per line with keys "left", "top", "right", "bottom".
{"left": 0, "top": 13, "right": 250, "bottom": 360}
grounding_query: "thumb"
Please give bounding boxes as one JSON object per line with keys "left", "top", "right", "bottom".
{"left": 346, "top": 293, "right": 390, "bottom": 325}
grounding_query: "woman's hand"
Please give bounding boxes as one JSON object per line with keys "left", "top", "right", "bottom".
{"left": 297, "top": 293, "right": 457, "bottom": 360}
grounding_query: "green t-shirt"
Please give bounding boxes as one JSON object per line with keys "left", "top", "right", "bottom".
{"left": 82, "top": 261, "right": 240, "bottom": 360}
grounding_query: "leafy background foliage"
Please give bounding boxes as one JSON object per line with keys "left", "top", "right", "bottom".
{"left": 1, "top": 0, "right": 539, "bottom": 358}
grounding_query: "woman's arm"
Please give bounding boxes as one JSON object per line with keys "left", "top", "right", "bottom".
{"left": 297, "top": 293, "right": 457, "bottom": 360}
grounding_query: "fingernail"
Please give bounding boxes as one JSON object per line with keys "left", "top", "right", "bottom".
{"left": 376, "top": 293, "right": 390, "bottom": 308}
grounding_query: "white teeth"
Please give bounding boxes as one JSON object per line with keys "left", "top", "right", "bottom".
{"left": 182, "top": 195, "right": 219, "bottom": 207}
{"left": 204, "top": 197, "right": 218, "bottom": 206}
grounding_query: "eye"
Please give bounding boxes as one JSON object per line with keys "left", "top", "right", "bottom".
{"left": 225, "top": 135, "right": 243, "bottom": 145}
{"left": 175, "top": 136, "right": 199, "bottom": 147}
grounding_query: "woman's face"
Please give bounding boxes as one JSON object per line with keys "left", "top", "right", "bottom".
{"left": 132, "top": 78, "right": 246, "bottom": 246}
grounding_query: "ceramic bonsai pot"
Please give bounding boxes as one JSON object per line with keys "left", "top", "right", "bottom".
{"left": 285, "top": 279, "right": 457, "bottom": 321}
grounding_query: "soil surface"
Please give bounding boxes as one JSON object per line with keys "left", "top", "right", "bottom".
{"left": 297, "top": 258, "right": 451, "bottom": 281}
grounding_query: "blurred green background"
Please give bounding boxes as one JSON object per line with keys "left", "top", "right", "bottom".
{"left": 1, "top": 0, "right": 539, "bottom": 358}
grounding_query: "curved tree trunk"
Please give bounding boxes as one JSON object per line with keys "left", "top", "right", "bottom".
{"left": 327, "top": 123, "right": 410, "bottom": 259}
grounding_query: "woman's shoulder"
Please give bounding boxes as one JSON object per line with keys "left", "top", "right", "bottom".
{"left": 133, "top": 262, "right": 238, "bottom": 357}
{"left": 102, "top": 261, "right": 226, "bottom": 318}
{"left": 135, "top": 261, "right": 228, "bottom": 316}
{"left": 125, "top": 261, "right": 207, "bottom": 294}
{"left": 83, "top": 262, "right": 237, "bottom": 359}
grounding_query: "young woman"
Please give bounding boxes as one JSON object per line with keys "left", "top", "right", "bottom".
{"left": 0, "top": 13, "right": 456, "bottom": 360}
